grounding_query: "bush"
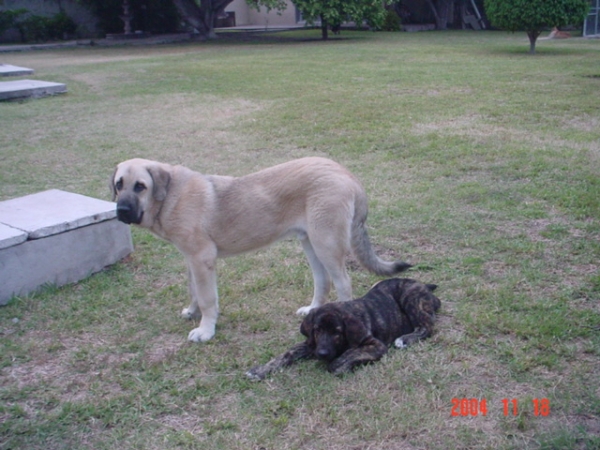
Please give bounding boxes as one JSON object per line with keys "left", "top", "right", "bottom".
{"left": 0, "top": 8, "right": 28, "bottom": 36}
{"left": 47, "top": 12, "right": 77, "bottom": 40}
{"left": 381, "top": 8, "right": 401, "bottom": 32}
{"left": 15, "top": 11, "right": 77, "bottom": 42}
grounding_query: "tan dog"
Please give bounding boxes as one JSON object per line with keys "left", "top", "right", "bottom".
{"left": 111, "top": 157, "right": 411, "bottom": 342}
{"left": 541, "top": 27, "right": 571, "bottom": 40}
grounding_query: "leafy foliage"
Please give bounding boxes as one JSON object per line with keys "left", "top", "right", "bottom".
{"left": 0, "top": 8, "right": 27, "bottom": 36}
{"left": 484, "top": 0, "right": 590, "bottom": 53}
{"left": 485, "top": 0, "right": 589, "bottom": 32}
{"left": 14, "top": 12, "right": 77, "bottom": 42}
{"left": 293, "top": 0, "right": 396, "bottom": 39}
{"left": 381, "top": 7, "right": 402, "bottom": 32}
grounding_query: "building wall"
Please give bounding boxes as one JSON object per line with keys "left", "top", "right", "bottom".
{"left": 226, "top": 0, "right": 299, "bottom": 27}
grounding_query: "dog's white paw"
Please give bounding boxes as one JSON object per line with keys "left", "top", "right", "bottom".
{"left": 188, "top": 326, "right": 215, "bottom": 343}
{"left": 181, "top": 307, "right": 198, "bottom": 320}
{"left": 296, "top": 305, "right": 314, "bottom": 316}
{"left": 394, "top": 338, "right": 407, "bottom": 349}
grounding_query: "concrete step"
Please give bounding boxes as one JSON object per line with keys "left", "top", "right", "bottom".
{"left": 0, "top": 79, "right": 66, "bottom": 101}
{"left": 0, "top": 189, "right": 133, "bottom": 304}
{"left": 0, "top": 64, "right": 34, "bottom": 77}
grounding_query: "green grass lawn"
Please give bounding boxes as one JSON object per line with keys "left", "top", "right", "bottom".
{"left": 1, "top": 29, "right": 599, "bottom": 449}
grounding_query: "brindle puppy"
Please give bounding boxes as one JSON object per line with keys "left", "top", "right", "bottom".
{"left": 246, "top": 278, "right": 441, "bottom": 380}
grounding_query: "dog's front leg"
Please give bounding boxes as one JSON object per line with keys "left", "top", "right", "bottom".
{"left": 328, "top": 337, "right": 387, "bottom": 375}
{"left": 246, "top": 342, "right": 314, "bottom": 381}
{"left": 181, "top": 265, "right": 202, "bottom": 320}
{"left": 185, "top": 251, "right": 219, "bottom": 343}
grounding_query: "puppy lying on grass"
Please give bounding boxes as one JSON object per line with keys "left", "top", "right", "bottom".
{"left": 247, "top": 278, "right": 441, "bottom": 380}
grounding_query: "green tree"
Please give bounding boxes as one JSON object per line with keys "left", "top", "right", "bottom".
{"left": 292, "top": 0, "right": 395, "bottom": 39}
{"left": 484, "top": 0, "right": 590, "bottom": 53}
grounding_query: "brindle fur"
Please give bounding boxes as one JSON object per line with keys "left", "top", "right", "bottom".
{"left": 247, "top": 278, "right": 441, "bottom": 379}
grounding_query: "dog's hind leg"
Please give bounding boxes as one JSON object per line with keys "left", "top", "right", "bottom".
{"left": 296, "top": 235, "right": 332, "bottom": 315}
{"left": 394, "top": 327, "right": 433, "bottom": 348}
{"left": 307, "top": 231, "right": 353, "bottom": 304}
{"left": 328, "top": 336, "right": 388, "bottom": 375}
{"left": 394, "top": 290, "right": 438, "bottom": 348}
{"left": 313, "top": 246, "right": 352, "bottom": 304}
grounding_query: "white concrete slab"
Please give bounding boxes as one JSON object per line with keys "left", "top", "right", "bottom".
{"left": 0, "top": 189, "right": 116, "bottom": 239}
{"left": 0, "top": 222, "right": 27, "bottom": 250}
{"left": 0, "top": 218, "right": 133, "bottom": 304}
{"left": 0, "top": 63, "right": 34, "bottom": 77}
{"left": 0, "top": 189, "right": 133, "bottom": 304}
{"left": 0, "top": 79, "right": 66, "bottom": 100}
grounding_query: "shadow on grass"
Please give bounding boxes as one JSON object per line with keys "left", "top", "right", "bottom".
{"left": 213, "top": 29, "right": 370, "bottom": 45}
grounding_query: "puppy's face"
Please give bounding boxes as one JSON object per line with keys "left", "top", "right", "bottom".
{"left": 111, "top": 159, "right": 170, "bottom": 226}
{"left": 301, "top": 310, "right": 349, "bottom": 362}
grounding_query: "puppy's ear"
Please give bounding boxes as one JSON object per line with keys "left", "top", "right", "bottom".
{"left": 342, "top": 312, "right": 371, "bottom": 348}
{"left": 110, "top": 167, "right": 118, "bottom": 201}
{"left": 148, "top": 166, "right": 170, "bottom": 202}
{"left": 300, "top": 311, "right": 315, "bottom": 347}
{"left": 426, "top": 284, "right": 438, "bottom": 292}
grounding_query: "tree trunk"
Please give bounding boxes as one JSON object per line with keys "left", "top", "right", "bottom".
{"left": 527, "top": 30, "right": 540, "bottom": 54}
{"left": 171, "top": 0, "right": 226, "bottom": 39}
{"left": 425, "top": 0, "right": 452, "bottom": 30}
{"left": 320, "top": 15, "right": 329, "bottom": 40}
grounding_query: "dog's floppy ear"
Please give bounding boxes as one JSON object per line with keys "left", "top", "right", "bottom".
{"left": 300, "top": 311, "right": 316, "bottom": 347}
{"left": 148, "top": 165, "right": 170, "bottom": 202}
{"left": 110, "top": 167, "right": 118, "bottom": 201}
{"left": 341, "top": 312, "right": 371, "bottom": 348}
{"left": 426, "top": 284, "right": 438, "bottom": 292}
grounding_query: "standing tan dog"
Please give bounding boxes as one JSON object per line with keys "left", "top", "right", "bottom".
{"left": 112, "top": 157, "right": 411, "bottom": 342}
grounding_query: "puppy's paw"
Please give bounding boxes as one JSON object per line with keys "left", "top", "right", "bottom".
{"left": 181, "top": 307, "right": 200, "bottom": 320}
{"left": 245, "top": 368, "right": 265, "bottom": 381}
{"left": 296, "top": 305, "right": 314, "bottom": 316}
{"left": 188, "top": 326, "right": 215, "bottom": 343}
{"left": 328, "top": 361, "right": 352, "bottom": 376}
{"left": 394, "top": 338, "right": 407, "bottom": 349}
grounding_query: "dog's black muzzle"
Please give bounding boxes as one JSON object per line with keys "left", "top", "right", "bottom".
{"left": 116, "top": 199, "right": 143, "bottom": 225}
{"left": 316, "top": 348, "right": 335, "bottom": 361}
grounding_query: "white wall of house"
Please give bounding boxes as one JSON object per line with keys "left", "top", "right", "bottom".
{"left": 225, "top": 0, "right": 300, "bottom": 27}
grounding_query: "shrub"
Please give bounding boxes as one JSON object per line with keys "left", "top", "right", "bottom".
{"left": 15, "top": 11, "right": 77, "bottom": 42}
{"left": 47, "top": 12, "right": 77, "bottom": 40}
{"left": 0, "top": 8, "right": 28, "bottom": 36}
{"left": 381, "top": 8, "right": 401, "bottom": 32}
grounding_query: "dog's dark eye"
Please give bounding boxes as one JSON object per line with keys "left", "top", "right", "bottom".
{"left": 134, "top": 182, "right": 146, "bottom": 193}
{"left": 115, "top": 179, "right": 123, "bottom": 191}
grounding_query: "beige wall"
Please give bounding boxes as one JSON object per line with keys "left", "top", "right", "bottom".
{"left": 226, "top": 0, "right": 299, "bottom": 27}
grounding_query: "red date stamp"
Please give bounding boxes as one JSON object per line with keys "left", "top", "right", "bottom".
{"left": 451, "top": 398, "right": 550, "bottom": 417}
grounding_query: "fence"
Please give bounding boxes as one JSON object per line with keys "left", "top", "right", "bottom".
{"left": 584, "top": 0, "right": 600, "bottom": 37}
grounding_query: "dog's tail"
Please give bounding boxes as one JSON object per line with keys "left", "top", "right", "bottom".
{"left": 351, "top": 197, "right": 411, "bottom": 276}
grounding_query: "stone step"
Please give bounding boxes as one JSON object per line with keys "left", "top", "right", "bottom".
{"left": 0, "top": 190, "right": 133, "bottom": 304}
{"left": 0, "top": 64, "right": 34, "bottom": 77}
{"left": 0, "top": 79, "right": 66, "bottom": 101}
